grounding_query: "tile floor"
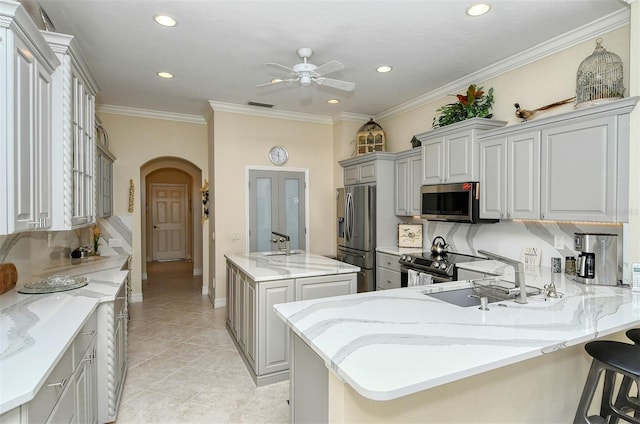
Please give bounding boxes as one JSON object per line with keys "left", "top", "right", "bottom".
{"left": 116, "top": 261, "right": 290, "bottom": 424}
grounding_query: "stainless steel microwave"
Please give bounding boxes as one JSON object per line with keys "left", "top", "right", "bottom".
{"left": 420, "top": 182, "right": 497, "bottom": 223}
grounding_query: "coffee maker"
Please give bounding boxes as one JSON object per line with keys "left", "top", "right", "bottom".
{"left": 574, "top": 233, "right": 618, "bottom": 286}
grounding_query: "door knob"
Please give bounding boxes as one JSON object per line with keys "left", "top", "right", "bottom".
{"left": 153, "top": 225, "right": 158, "bottom": 229}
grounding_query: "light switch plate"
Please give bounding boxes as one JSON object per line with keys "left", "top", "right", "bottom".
{"left": 554, "top": 236, "right": 563, "bottom": 249}
{"left": 108, "top": 238, "right": 122, "bottom": 247}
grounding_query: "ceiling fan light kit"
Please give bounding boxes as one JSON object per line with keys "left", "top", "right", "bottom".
{"left": 257, "top": 47, "right": 355, "bottom": 97}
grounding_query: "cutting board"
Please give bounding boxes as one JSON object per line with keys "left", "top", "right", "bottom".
{"left": 0, "top": 263, "right": 18, "bottom": 295}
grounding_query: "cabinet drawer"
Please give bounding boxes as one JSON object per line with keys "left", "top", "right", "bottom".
{"left": 29, "top": 345, "right": 73, "bottom": 424}
{"left": 73, "top": 311, "right": 97, "bottom": 369}
{"left": 377, "top": 252, "right": 401, "bottom": 272}
{"left": 377, "top": 267, "right": 401, "bottom": 290}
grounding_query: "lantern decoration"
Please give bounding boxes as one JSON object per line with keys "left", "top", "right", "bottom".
{"left": 575, "top": 38, "right": 624, "bottom": 109}
{"left": 356, "top": 119, "right": 386, "bottom": 155}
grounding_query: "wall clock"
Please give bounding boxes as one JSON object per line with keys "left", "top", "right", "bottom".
{"left": 268, "top": 145, "right": 288, "bottom": 166}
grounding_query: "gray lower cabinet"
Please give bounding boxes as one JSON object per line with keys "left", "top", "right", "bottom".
{"left": 376, "top": 252, "right": 401, "bottom": 290}
{"left": 96, "top": 275, "right": 128, "bottom": 423}
{"left": 226, "top": 260, "right": 356, "bottom": 386}
{"left": 2, "top": 312, "right": 98, "bottom": 424}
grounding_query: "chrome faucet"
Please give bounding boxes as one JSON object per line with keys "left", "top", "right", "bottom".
{"left": 271, "top": 231, "right": 291, "bottom": 255}
{"left": 478, "top": 250, "right": 527, "bottom": 304}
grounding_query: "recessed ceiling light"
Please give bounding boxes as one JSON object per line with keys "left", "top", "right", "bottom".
{"left": 376, "top": 65, "right": 393, "bottom": 73}
{"left": 157, "top": 71, "right": 174, "bottom": 79}
{"left": 154, "top": 15, "right": 176, "bottom": 27}
{"left": 327, "top": 99, "right": 340, "bottom": 104}
{"left": 466, "top": 3, "right": 491, "bottom": 16}
{"left": 271, "top": 78, "right": 283, "bottom": 84}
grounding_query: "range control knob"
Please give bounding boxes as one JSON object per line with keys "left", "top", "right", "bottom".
{"left": 433, "top": 261, "right": 440, "bottom": 269}
{"left": 440, "top": 263, "right": 448, "bottom": 270}
{"left": 400, "top": 255, "right": 406, "bottom": 261}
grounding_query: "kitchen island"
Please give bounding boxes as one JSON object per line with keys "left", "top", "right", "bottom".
{"left": 274, "top": 266, "right": 640, "bottom": 423}
{"left": 224, "top": 251, "right": 359, "bottom": 386}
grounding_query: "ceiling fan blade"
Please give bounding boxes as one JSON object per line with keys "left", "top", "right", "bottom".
{"left": 256, "top": 78, "right": 298, "bottom": 88}
{"left": 315, "top": 77, "right": 355, "bottom": 92}
{"left": 314, "top": 60, "right": 345, "bottom": 77}
{"left": 265, "top": 62, "right": 296, "bottom": 75}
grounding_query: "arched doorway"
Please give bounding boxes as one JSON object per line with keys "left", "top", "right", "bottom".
{"left": 140, "top": 157, "right": 204, "bottom": 293}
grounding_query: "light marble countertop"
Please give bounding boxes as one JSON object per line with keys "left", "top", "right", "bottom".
{"left": 375, "top": 247, "right": 426, "bottom": 256}
{"left": 225, "top": 251, "right": 359, "bottom": 282}
{"left": 0, "top": 256, "right": 130, "bottom": 414}
{"left": 274, "top": 266, "right": 640, "bottom": 401}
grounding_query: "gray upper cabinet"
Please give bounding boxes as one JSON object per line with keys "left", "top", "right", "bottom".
{"left": 394, "top": 149, "right": 422, "bottom": 216}
{"left": 95, "top": 122, "right": 115, "bottom": 218}
{"left": 416, "top": 118, "right": 508, "bottom": 185}
{"left": 478, "top": 97, "right": 638, "bottom": 223}
{"left": 0, "top": 2, "right": 60, "bottom": 234}
{"left": 43, "top": 31, "right": 99, "bottom": 229}
{"left": 479, "top": 131, "right": 540, "bottom": 220}
{"left": 541, "top": 116, "right": 616, "bottom": 221}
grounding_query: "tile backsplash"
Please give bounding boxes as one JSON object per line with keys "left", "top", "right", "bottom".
{"left": 0, "top": 215, "right": 132, "bottom": 280}
{"left": 402, "top": 218, "right": 627, "bottom": 282}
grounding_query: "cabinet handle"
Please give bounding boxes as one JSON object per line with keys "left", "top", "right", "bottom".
{"left": 116, "top": 296, "right": 126, "bottom": 300}
{"left": 81, "top": 330, "right": 96, "bottom": 336}
{"left": 47, "top": 378, "right": 67, "bottom": 388}
{"left": 84, "top": 351, "right": 96, "bottom": 363}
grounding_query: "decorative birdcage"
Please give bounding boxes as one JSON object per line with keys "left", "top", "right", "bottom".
{"left": 356, "top": 119, "right": 386, "bottom": 155}
{"left": 575, "top": 38, "right": 624, "bottom": 109}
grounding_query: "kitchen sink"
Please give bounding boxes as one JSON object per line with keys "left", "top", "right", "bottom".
{"left": 424, "top": 287, "right": 504, "bottom": 307}
{"left": 424, "top": 283, "right": 544, "bottom": 307}
{"left": 263, "top": 250, "right": 301, "bottom": 256}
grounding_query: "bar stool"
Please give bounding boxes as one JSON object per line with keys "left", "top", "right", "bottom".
{"left": 611, "top": 330, "right": 640, "bottom": 423}
{"left": 573, "top": 340, "right": 640, "bottom": 424}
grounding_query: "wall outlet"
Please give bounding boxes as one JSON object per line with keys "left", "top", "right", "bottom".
{"left": 108, "top": 238, "right": 122, "bottom": 247}
{"left": 232, "top": 233, "right": 240, "bottom": 241}
{"left": 554, "top": 236, "right": 563, "bottom": 249}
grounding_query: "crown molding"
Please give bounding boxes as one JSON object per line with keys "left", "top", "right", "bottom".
{"left": 97, "top": 104, "right": 206, "bottom": 124}
{"left": 375, "top": 8, "right": 630, "bottom": 122}
{"left": 332, "top": 112, "right": 370, "bottom": 124}
{"left": 208, "top": 101, "right": 333, "bottom": 124}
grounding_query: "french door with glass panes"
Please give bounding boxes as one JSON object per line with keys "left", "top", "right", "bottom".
{"left": 249, "top": 170, "right": 306, "bottom": 253}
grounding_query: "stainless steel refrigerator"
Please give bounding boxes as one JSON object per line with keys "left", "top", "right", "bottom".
{"left": 336, "top": 186, "right": 376, "bottom": 292}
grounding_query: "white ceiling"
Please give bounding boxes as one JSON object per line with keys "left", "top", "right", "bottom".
{"left": 21, "top": 0, "right": 629, "bottom": 119}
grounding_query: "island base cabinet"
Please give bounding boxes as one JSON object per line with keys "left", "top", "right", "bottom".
{"left": 226, "top": 260, "right": 357, "bottom": 387}
{"left": 257, "top": 280, "right": 294, "bottom": 380}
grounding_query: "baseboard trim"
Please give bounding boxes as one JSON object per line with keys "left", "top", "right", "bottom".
{"left": 193, "top": 268, "right": 203, "bottom": 276}
{"left": 201, "top": 284, "right": 208, "bottom": 295}
{"left": 214, "top": 297, "right": 226, "bottom": 309}
{"left": 141, "top": 272, "right": 148, "bottom": 281}
{"left": 130, "top": 293, "right": 143, "bottom": 303}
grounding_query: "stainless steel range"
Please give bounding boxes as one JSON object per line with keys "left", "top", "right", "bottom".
{"left": 399, "top": 252, "right": 487, "bottom": 286}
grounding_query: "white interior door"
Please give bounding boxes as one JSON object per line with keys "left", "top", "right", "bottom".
{"left": 151, "top": 183, "right": 188, "bottom": 261}
{"left": 249, "top": 170, "right": 306, "bottom": 252}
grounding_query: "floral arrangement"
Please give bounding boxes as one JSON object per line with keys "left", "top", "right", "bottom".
{"left": 92, "top": 225, "right": 101, "bottom": 255}
{"left": 432, "top": 84, "right": 494, "bottom": 128}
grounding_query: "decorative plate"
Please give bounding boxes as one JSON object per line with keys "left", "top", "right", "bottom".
{"left": 18, "top": 275, "right": 89, "bottom": 294}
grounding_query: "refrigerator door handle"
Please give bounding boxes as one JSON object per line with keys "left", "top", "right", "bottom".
{"left": 347, "top": 192, "right": 354, "bottom": 241}
{"left": 345, "top": 192, "right": 351, "bottom": 241}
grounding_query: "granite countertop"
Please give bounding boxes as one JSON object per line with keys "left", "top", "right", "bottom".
{"left": 0, "top": 256, "right": 130, "bottom": 414}
{"left": 274, "top": 270, "right": 640, "bottom": 401}
{"left": 225, "top": 251, "right": 359, "bottom": 282}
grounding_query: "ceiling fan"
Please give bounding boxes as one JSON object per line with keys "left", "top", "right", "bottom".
{"left": 257, "top": 47, "right": 355, "bottom": 94}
